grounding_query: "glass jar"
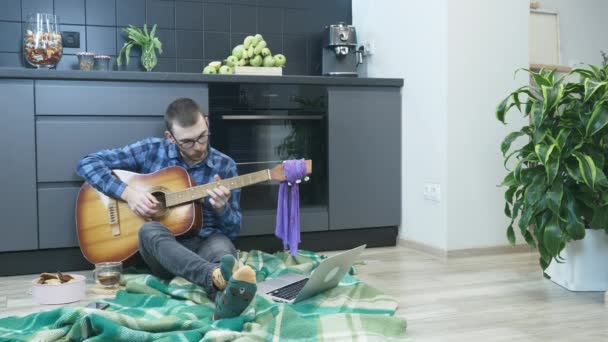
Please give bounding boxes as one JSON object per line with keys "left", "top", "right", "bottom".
{"left": 94, "top": 262, "right": 122, "bottom": 289}
{"left": 23, "top": 13, "right": 63, "bottom": 69}
{"left": 93, "top": 55, "right": 111, "bottom": 71}
{"left": 76, "top": 52, "right": 95, "bottom": 71}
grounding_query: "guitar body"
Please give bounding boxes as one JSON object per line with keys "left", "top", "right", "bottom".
{"left": 76, "top": 166, "right": 202, "bottom": 264}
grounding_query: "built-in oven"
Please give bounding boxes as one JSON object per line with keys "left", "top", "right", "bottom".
{"left": 208, "top": 83, "right": 328, "bottom": 235}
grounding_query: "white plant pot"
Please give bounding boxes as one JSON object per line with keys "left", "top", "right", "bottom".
{"left": 545, "top": 228, "right": 608, "bottom": 291}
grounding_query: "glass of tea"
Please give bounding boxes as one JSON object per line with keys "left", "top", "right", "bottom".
{"left": 94, "top": 262, "right": 122, "bottom": 289}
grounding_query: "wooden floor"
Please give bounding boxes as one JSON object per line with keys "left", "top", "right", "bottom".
{"left": 1, "top": 246, "right": 607, "bottom": 341}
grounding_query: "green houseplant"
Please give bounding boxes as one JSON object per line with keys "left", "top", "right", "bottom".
{"left": 117, "top": 24, "right": 162, "bottom": 72}
{"left": 497, "top": 65, "right": 608, "bottom": 271}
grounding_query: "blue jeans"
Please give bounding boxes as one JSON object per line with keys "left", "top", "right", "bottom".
{"left": 138, "top": 221, "right": 237, "bottom": 299}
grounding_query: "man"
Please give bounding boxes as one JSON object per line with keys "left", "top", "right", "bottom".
{"left": 76, "top": 98, "right": 256, "bottom": 320}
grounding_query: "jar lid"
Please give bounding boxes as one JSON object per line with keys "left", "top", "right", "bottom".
{"left": 94, "top": 55, "right": 111, "bottom": 59}
{"left": 76, "top": 52, "right": 95, "bottom": 56}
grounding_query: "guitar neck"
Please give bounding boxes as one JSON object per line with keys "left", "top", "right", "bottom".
{"left": 165, "top": 169, "right": 271, "bottom": 207}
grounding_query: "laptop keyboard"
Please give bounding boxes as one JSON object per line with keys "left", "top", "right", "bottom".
{"left": 268, "top": 278, "right": 309, "bottom": 300}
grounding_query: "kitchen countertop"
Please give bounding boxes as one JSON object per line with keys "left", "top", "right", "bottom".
{"left": 0, "top": 68, "right": 403, "bottom": 87}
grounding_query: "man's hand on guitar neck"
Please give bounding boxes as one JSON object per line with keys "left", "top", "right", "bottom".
{"left": 121, "top": 186, "right": 160, "bottom": 220}
{"left": 207, "top": 174, "right": 231, "bottom": 214}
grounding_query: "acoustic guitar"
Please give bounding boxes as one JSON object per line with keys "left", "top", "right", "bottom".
{"left": 76, "top": 160, "right": 312, "bottom": 264}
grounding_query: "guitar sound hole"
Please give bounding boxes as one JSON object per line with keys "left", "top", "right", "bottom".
{"left": 149, "top": 191, "right": 169, "bottom": 220}
{"left": 151, "top": 191, "right": 167, "bottom": 210}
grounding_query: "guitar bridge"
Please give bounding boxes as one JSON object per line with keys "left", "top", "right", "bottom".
{"left": 108, "top": 201, "right": 120, "bottom": 236}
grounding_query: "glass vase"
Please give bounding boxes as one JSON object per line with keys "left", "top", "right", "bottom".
{"left": 141, "top": 45, "right": 157, "bottom": 72}
{"left": 23, "top": 13, "right": 63, "bottom": 69}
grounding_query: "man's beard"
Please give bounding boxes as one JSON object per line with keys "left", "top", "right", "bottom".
{"left": 191, "top": 150, "right": 206, "bottom": 161}
{"left": 184, "top": 148, "right": 207, "bottom": 163}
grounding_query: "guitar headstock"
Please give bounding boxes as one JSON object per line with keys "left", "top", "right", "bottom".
{"left": 269, "top": 160, "right": 312, "bottom": 181}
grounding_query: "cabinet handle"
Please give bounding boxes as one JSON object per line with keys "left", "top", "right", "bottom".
{"left": 221, "top": 115, "right": 324, "bottom": 120}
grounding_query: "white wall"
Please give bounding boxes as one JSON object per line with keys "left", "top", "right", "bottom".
{"left": 446, "top": 0, "right": 530, "bottom": 250}
{"left": 355, "top": 0, "right": 608, "bottom": 251}
{"left": 353, "top": 0, "right": 449, "bottom": 250}
{"left": 539, "top": 0, "right": 608, "bottom": 66}
{"left": 354, "top": 0, "right": 529, "bottom": 251}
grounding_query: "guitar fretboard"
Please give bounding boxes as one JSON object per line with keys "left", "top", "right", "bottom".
{"left": 165, "top": 170, "right": 271, "bottom": 207}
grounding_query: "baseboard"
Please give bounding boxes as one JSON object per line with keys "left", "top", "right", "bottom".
{"left": 397, "top": 238, "right": 447, "bottom": 258}
{"left": 447, "top": 244, "right": 535, "bottom": 258}
{"left": 397, "top": 238, "right": 534, "bottom": 258}
{"left": 0, "top": 227, "right": 398, "bottom": 276}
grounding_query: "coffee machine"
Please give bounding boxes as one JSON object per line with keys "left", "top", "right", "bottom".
{"left": 322, "top": 23, "right": 363, "bottom": 77}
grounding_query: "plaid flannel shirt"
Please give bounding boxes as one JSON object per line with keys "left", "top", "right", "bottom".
{"left": 75, "top": 137, "right": 242, "bottom": 240}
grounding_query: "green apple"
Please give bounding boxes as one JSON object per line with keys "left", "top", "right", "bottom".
{"left": 247, "top": 46, "right": 254, "bottom": 58}
{"left": 225, "top": 55, "right": 238, "bottom": 67}
{"left": 254, "top": 40, "right": 267, "bottom": 55}
{"left": 261, "top": 47, "right": 271, "bottom": 57}
{"left": 202, "top": 66, "right": 217, "bottom": 74}
{"left": 219, "top": 65, "right": 233, "bottom": 74}
{"left": 250, "top": 55, "right": 263, "bottom": 67}
{"left": 263, "top": 55, "right": 275, "bottom": 67}
{"left": 253, "top": 34, "right": 263, "bottom": 46}
{"left": 244, "top": 36, "right": 255, "bottom": 50}
{"left": 232, "top": 45, "right": 244, "bottom": 59}
{"left": 273, "top": 54, "right": 286, "bottom": 67}
{"left": 237, "top": 58, "right": 248, "bottom": 66}
{"left": 209, "top": 61, "right": 222, "bottom": 70}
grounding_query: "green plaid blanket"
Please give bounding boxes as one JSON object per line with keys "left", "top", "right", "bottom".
{"left": 0, "top": 250, "right": 408, "bottom": 341}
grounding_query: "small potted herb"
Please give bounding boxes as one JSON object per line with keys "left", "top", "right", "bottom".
{"left": 117, "top": 24, "right": 162, "bottom": 72}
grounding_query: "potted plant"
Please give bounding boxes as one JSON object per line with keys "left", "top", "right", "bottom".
{"left": 497, "top": 65, "right": 608, "bottom": 290}
{"left": 117, "top": 24, "right": 162, "bottom": 72}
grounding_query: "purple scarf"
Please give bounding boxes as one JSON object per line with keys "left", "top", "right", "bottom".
{"left": 275, "top": 159, "right": 308, "bottom": 256}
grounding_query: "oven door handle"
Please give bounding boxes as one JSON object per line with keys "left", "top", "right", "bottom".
{"left": 221, "top": 115, "right": 324, "bottom": 120}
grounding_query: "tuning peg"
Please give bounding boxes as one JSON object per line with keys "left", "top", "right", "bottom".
{"left": 304, "top": 176, "right": 310, "bottom": 182}
{"left": 295, "top": 179, "right": 302, "bottom": 184}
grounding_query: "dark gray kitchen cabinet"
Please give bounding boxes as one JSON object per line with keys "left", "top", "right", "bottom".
{"left": 38, "top": 186, "right": 81, "bottom": 249}
{"left": 327, "top": 86, "right": 401, "bottom": 230}
{"left": 0, "top": 71, "right": 403, "bottom": 276}
{"left": 0, "top": 80, "right": 38, "bottom": 252}
{"left": 34, "top": 81, "right": 209, "bottom": 251}
{"left": 0, "top": 80, "right": 402, "bottom": 250}
{"left": 35, "top": 80, "right": 209, "bottom": 116}
{"left": 36, "top": 117, "right": 167, "bottom": 182}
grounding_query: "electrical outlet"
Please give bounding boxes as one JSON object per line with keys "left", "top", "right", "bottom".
{"left": 62, "top": 31, "right": 80, "bottom": 48}
{"left": 359, "top": 40, "right": 374, "bottom": 56}
{"left": 424, "top": 183, "right": 441, "bottom": 202}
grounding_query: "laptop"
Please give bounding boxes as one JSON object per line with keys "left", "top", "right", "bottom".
{"left": 258, "top": 244, "right": 366, "bottom": 304}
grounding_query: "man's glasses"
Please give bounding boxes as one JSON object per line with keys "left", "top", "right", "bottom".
{"left": 170, "top": 131, "right": 211, "bottom": 149}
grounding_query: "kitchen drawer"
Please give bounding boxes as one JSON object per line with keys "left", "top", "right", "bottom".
{"left": 35, "top": 80, "right": 209, "bottom": 116}
{"left": 38, "top": 186, "right": 81, "bottom": 249}
{"left": 36, "top": 117, "right": 166, "bottom": 182}
{"left": 209, "top": 83, "right": 326, "bottom": 111}
{"left": 240, "top": 208, "right": 328, "bottom": 236}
